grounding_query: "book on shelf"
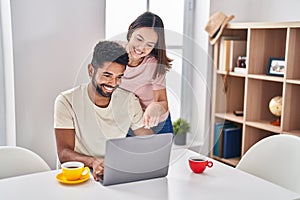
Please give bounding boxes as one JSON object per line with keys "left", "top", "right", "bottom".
{"left": 223, "top": 40, "right": 232, "bottom": 71}
{"left": 218, "top": 37, "right": 246, "bottom": 72}
{"left": 213, "top": 122, "right": 237, "bottom": 157}
{"left": 218, "top": 37, "right": 235, "bottom": 71}
{"left": 229, "top": 40, "right": 246, "bottom": 71}
{"left": 222, "top": 126, "right": 242, "bottom": 159}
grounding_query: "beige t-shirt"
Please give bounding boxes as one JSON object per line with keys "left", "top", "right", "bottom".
{"left": 54, "top": 84, "right": 144, "bottom": 157}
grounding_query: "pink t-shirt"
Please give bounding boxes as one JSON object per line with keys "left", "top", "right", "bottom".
{"left": 119, "top": 55, "right": 166, "bottom": 111}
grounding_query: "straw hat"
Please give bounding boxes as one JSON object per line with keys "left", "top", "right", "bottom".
{"left": 205, "top": 12, "right": 235, "bottom": 45}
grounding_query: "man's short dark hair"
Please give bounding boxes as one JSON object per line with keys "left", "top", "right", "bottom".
{"left": 91, "top": 41, "right": 129, "bottom": 69}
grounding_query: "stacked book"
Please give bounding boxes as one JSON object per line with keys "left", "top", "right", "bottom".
{"left": 218, "top": 36, "right": 247, "bottom": 73}
{"left": 213, "top": 121, "right": 242, "bottom": 159}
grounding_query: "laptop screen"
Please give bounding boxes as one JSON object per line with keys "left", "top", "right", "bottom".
{"left": 100, "top": 133, "right": 173, "bottom": 186}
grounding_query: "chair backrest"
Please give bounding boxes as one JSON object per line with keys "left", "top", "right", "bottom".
{"left": 0, "top": 146, "right": 51, "bottom": 179}
{"left": 236, "top": 134, "right": 300, "bottom": 194}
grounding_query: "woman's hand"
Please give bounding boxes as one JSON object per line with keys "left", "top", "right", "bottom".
{"left": 143, "top": 102, "right": 166, "bottom": 128}
{"left": 91, "top": 158, "right": 104, "bottom": 181}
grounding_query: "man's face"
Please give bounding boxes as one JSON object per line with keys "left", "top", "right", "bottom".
{"left": 91, "top": 62, "right": 125, "bottom": 98}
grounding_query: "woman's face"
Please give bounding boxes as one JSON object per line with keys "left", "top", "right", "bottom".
{"left": 127, "top": 27, "right": 158, "bottom": 62}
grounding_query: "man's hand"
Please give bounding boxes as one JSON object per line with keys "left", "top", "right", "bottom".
{"left": 91, "top": 158, "right": 104, "bottom": 181}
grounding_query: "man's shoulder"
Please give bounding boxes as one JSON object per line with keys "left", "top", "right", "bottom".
{"left": 114, "top": 87, "right": 136, "bottom": 98}
{"left": 113, "top": 87, "right": 141, "bottom": 103}
{"left": 56, "top": 84, "right": 87, "bottom": 101}
{"left": 110, "top": 88, "right": 141, "bottom": 110}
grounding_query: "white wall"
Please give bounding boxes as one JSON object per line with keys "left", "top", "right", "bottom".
{"left": 0, "top": 21, "right": 4, "bottom": 145}
{"left": 1, "top": 0, "right": 16, "bottom": 146}
{"left": 10, "top": 0, "right": 105, "bottom": 169}
{"left": 210, "top": 0, "right": 300, "bottom": 22}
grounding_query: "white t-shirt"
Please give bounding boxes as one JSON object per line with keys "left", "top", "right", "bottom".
{"left": 54, "top": 84, "right": 144, "bottom": 157}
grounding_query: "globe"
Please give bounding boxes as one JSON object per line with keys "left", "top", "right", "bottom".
{"left": 269, "top": 96, "right": 282, "bottom": 117}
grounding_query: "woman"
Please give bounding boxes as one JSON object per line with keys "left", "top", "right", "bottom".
{"left": 119, "top": 11, "right": 173, "bottom": 135}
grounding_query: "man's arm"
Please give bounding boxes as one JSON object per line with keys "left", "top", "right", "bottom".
{"left": 133, "top": 127, "right": 154, "bottom": 136}
{"left": 55, "top": 128, "right": 104, "bottom": 181}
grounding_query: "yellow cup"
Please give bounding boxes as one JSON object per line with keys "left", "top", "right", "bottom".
{"left": 61, "top": 161, "right": 89, "bottom": 181}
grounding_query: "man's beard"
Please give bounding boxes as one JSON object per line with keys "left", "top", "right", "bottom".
{"left": 92, "top": 77, "right": 115, "bottom": 98}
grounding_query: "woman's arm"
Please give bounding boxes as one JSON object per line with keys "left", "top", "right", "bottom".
{"left": 153, "top": 88, "right": 168, "bottom": 111}
{"left": 143, "top": 88, "right": 169, "bottom": 128}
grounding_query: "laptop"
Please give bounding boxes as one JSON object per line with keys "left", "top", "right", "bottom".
{"left": 99, "top": 133, "right": 173, "bottom": 186}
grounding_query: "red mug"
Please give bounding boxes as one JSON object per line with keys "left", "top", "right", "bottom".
{"left": 188, "top": 156, "right": 213, "bottom": 173}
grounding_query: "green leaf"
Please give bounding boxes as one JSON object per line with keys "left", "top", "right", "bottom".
{"left": 172, "top": 118, "right": 190, "bottom": 135}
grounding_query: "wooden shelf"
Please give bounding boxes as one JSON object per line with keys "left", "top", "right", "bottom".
{"left": 210, "top": 21, "right": 300, "bottom": 167}
{"left": 212, "top": 155, "right": 240, "bottom": 167}
{"left": 217, "top": 70, "right": 246, "bottom": 78}
{"left": 248, "top": 74, "right": 284, "bottom": 82}
{"left": 245, "top": 120, "right": 281, "bottom": 134}
{"left": 286, "top": 79, "right": 300, "bottom": 85}
{"left": 283, "top": 131, "right": 300, "bottom": 137}
{"left": 215, "top": 112, "right": 244, "bottom": 124}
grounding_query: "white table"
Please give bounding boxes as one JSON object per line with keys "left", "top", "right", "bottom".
{"left": 0, "top": 149, "right": 299, "bottom": 200}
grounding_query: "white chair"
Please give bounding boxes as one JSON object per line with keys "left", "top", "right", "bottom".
{"left": 236, "top": 134, "right": 300, "bottom": 194}
{"left": 0, "top": 146, "right": 51, "bottom": 179}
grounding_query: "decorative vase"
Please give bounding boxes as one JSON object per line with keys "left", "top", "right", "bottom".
{"left": 174, "top": 133, "right": 186, "bottom": 145}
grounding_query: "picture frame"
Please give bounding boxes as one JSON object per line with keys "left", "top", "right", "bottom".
{"left": 266, "top": 57, "right": 285, "bottom": 77}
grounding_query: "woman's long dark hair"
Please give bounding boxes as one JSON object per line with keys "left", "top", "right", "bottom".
{"left": 127, "top": 12, "right": 172, "bottom": 78}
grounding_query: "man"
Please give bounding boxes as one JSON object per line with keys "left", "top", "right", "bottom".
{"left": 54, "top": 41, "right": 153, "bottom": 181}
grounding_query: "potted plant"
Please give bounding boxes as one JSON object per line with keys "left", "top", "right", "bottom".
{"left": 172, "top": 118, "right": 191, "bottom": 145}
